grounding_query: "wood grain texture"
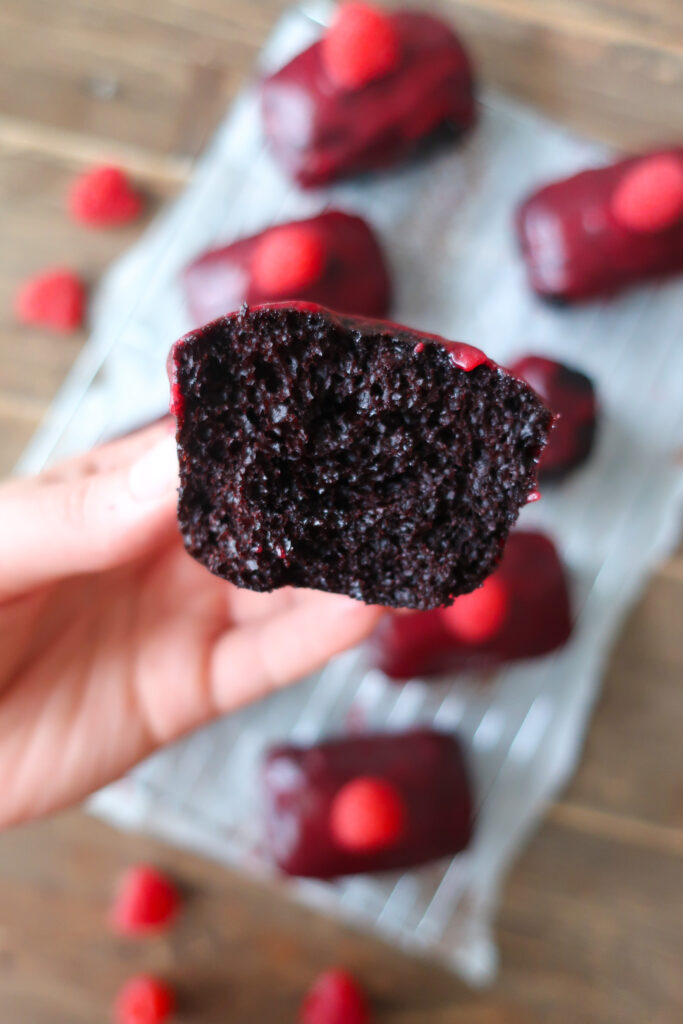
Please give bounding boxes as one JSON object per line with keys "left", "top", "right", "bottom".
{"left": 0, "top": 810, "right": 680, "bottom": 1024}
{"left": 0, "top": 1, "right": 682, "bottom": 1021}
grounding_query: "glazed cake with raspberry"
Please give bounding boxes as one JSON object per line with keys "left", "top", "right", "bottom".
{"left": 510, "top": 356, "right": 598, "bottom": 481}
{"left": 261, "top": 3, "right": 476, "bottom": 187}
{"left": 517, "top": 148, "right": 683, "bottom": 301}
{"left": 170, "top": 304, "right": 551, "bottom": 610}
{"left": 182, "top": 211, "right": 391, "bottom": 324}
{"left": 370, "top": 531, "right": 572, "bottom": 679}
{"left": 263, "top": 729, "right": 473, "bottom": 877}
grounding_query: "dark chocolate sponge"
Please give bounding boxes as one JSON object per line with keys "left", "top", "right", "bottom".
{"left": 170, "top": 303, "right": 551, "bottom": 610}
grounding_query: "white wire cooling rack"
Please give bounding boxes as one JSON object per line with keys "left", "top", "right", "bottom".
{"left": 18, "top": 3, "right": 683, "bottom": 986}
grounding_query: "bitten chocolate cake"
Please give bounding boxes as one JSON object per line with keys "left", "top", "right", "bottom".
{"left": 170, "top": 303, "right": 551, "bottom": 610}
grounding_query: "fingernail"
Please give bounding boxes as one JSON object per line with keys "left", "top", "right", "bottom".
{"left": 128, "top": 435, "right": 178, "bottom": 501}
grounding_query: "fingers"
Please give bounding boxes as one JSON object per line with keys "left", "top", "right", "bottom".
{"left": 208, "top": 591, "right": 383, "bottom": 714}
{"left": 0, "top": 424, "right": 179, "bottom": 599}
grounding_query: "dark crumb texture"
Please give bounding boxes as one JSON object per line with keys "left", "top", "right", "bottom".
{"left": 172, "top": 304, "right": 550, "bottom": 610}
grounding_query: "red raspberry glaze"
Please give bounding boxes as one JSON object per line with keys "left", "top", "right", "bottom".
{"left": 323, "top": 3, "right": 400, "bottom": 91}
{"left": 69, "top": 165, "right": 143, "bottom": 227}
{"left": 300, "top": 969, "right": 370, "bottom": 1024}
{"left": 251, "top": 225, "right": 326, "bottom": 294}
{"left": 114, "top": 975, "right": 175, "bottom": 1024}
{"left": 14, "top": 268, "right": 85, "bottom": 333}
{"left": 611, "top": 154, "right": 683, "bottom": 234}
{"left": 110, "top": 865, "right": 180, "bottom": 936}
{"left": 441, "top": 574, "right": 508, "bottom": 644}
{"left": 517, "top": 147, "right": 683, "bottom": 301}
{"left": 330, "top": 777, "right": 406, "bottom": 852}
{"left": 370, "top": 531, "right": 572, "bottom": 680}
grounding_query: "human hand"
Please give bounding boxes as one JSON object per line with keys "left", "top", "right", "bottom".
{"left": 0, "top": 421, "right": 381, "bottom": 828}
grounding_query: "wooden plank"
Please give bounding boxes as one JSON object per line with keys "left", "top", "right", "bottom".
{"left": 0, "top": 145, "right": 178, "bottom": 476}
{"left": 441, "top": 0, "right": 683, "bottom": 149}
{"left": 0, "top": 0, "right": 283, "bottom": 159}
{"left": 0, "top": 412, "right": 40, "bottom": 478}
{"left": 1, "top": 0, "right": 682, "bottom": 161}
{"left": 0, "top": 811, "right": 680, "bottom": 1023}
{"left": 561, "top": 572, "right": 683, "bottom": 831}
{"left": 498, "top": 817, "right": 683, "bottom": 1024}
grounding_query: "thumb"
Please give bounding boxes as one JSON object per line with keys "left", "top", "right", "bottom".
{"left": 0, "top": 432, "right": 179, "bottom": 599}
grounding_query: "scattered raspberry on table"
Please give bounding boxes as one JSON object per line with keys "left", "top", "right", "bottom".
{"left": 110, "top": 865, "right": 180, "bottom": 936}
{"left": 300, "top": 968, "right": 370, "bottom": 1024}
{"left": 14, "top": 268, "right": 85, "bottom": 333}
{"left": 69, "top": 164, "right": 143, "bottom": 227}
{"left": 114, "top": 974, "right": 175, "bottom": 1024}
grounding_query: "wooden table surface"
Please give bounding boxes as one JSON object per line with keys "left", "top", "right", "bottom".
{"left": 1, "top": 2, "right": 682, "bottom": 1021}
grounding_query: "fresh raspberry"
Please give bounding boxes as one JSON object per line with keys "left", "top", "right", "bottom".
{"left": 322, "top": 3, "right": 400, "bottom": 91}
{"left": 441, "top": 574, "right": 508, "bottom": 644}
{"left": 68, "top": 165, "right": 143, "bottom": 227}
{"left": 611, "top": 154, "right": 683, "bottom": 233}
{"left": 110, "top": 865, "right": 180, "bottom": 936}
{"left": 330, "top": 777, "right": 406, "bottom": 852}
{"left": 300, "top": 968, "right": 370, "bottom": 1024}
{"left": 14, "top": 268, "right": 85, "bottom": 333}
{"left": 114, "top": 975, "right": 175, "bottom": 1024}
{"left": 251, "top": 226, "right": 326, "bottom": 294}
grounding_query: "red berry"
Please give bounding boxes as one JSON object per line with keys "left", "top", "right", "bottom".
{"left": 110, "top": 865, "right": 180, "bottom": 936}
{"left": 114, "top": 975, "right": 175, "bottom": 1024}
{"left": 322, "top": 3, "right": 400, "bottom": 91}
{"left": 441, "top": 574, "right": 508, "bottom": 644}
{"left": 251, "top": 225, "right": 326, "bottom": 294}
{"left": 611, "top": 154, "right": 683, "bottom": 233}
{"left": 69, "top": 165, "right": 143, "bottom": 227}
{"left": 300, "top": 969, "right": 370, "bottom": 1024}
{"left": 330, "top": 777, "right": 406, "bottom": 852}
{"left": 14, "top": 268, "right": 85, "bottom": 333}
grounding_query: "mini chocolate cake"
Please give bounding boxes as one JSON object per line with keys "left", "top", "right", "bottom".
{"left": 170, "top": 303, "right": 551, "bottom": 610}
{"left": 182, "top": 211, "right": 391, "bottom": 324}
{"left": 510, "top": 355, "right": 598, "bottom": 481}
{"left": 263, "top": 729, "right": 473, "bottom": 878}
{"left": 261, "top": 5, "right": 476, "bottom": 188}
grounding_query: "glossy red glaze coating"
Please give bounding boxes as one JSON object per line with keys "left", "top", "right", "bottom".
{"left": 181, "top": 212, "right": 391, "bottom": 324}
{"left": 168, "top": 301, "right": 494, "bottom": 421}
{"left": 261, "top": 11, "right": 476, "bottom": 187}
{"left": 516, "top": 147, "right": 683, "bottom": 301}
{"left": 263, "top": 729, "right": 472, "bottom": 878}
{"left": 511, "top": 355, "right": 598, "bottom": 481}
{"left": 369, "top": 531, "right": 572, "bottom": 680}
